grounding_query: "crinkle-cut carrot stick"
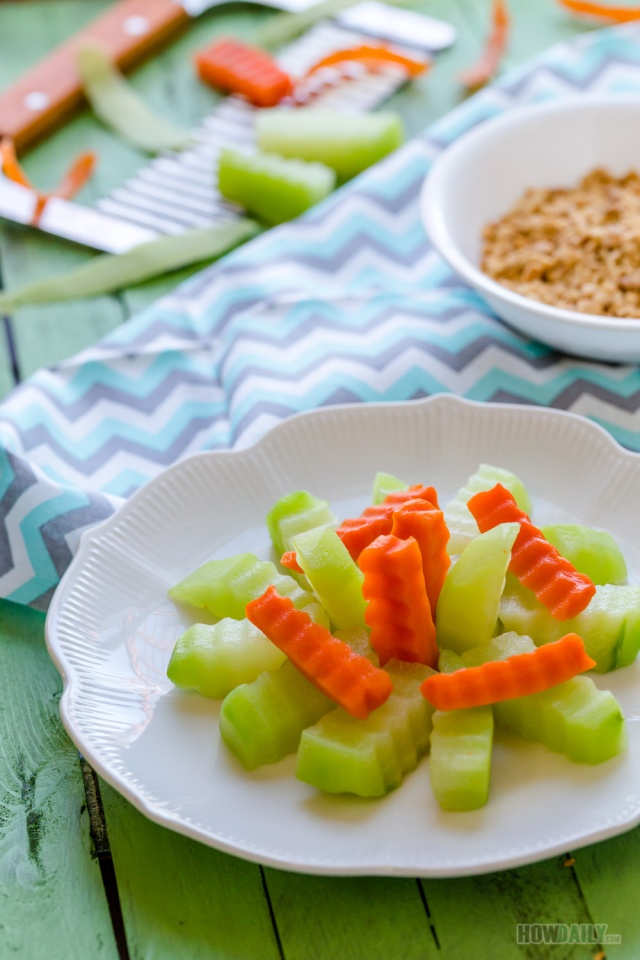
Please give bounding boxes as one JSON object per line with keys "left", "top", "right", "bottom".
{"left": 390, "top": 499, "right": 450, "bottom": 618}
{"left": 195, "top": 38, "right": 294, "bottom": 107}
{"left": 421, "top": 633, "right": 596, "bottom": 710}
{"left": 305, "top": 45, "right": 430, "bottom": 79}
{"left": 459, "top": 0, "right": 510, "bottom": 90}
{"left": 1, "top": 137, "right": 96, "bottom": 224}
{"left": 245, "top": 586, "right": 392, "bottom": 719}
{"left": 336, "top": 484, "right": 438, "bottom": 561}
{"left": 467, "top": 483, "right": 596, "bottom": 620}
{"left": 280, "top": 549, "right": 304, "bottom": 574}
{"left": 359, "top": 534, "right": 438, "bottom": 668}
{"left": 558, "top": 0, "right": 640, "bottom": 22}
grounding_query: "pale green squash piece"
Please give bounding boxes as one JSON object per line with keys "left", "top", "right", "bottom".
{"left": 218, "top": 149, "right": 336, "bottom": 226}
{"left": 167, "top": 619, "right": 286, "bottom": 699}
{"left": 460, "top": 633, "right": 627, "bottom": 764}
{"left": 540, "top": 524, "right": 627, "bottom": 585}
{"left": 255, "top": 109, "right": 404, "bottom": 181}
{"left": 428, "top": 649, "right": 493, "bottom": 812}
{"left": 295, "top": 660, "right": 435, "bottom": 797}
{"left": 219, "top": 629, "right": 371, "bottom": 769}
{"left": 429, "top": 707, "right": 494, "bottom": 812}
{"left": 436, "top": 522, "right": 519, "bottom": 654}
{"left": 266, "top": 490, "right": 337, "bottom": 558}
{"left": 291, "top": 526, "right": 367, "bottom": 630}
{"left": 499, "top": 576, "right": 640, "bottom": 672}
{"left": 371, "top": 471, "right": 408, "bottom": 505}
{"left": 168, "top": 553, "right": 311, "bottom": 620}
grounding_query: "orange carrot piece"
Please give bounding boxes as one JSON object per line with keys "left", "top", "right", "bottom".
{"left": 195, "top": 38, "right": 294, "bottom": 107}
{"left": 280, "top": 549, "right": 304, "bottom": 574}
{"left": 0, "top": 137, "right": 32, "bottom": 188}
{"left": 359, "top": 533, "right": 439, "bottom": 668}
{"left": 558, "top": 0, "right": 640, "bottom": 22}
{"left": 467, "top": 483, "right": 596, "bottom": 620}
{"left": 384, "top": 484, "right": 439, "bottom": 509}
{"left": 421, "top": 633, "right": 596, "bottom": 710}
{"left": 245, "top": 585, "right": 392, "bottom": 719}
{"left": 390, "top": 499, "right": 450, "bottom": 618}
{"left": 53, "top": 151, "right": 97, "bottom": 199}
{"left": 336, "top": 484, "right": 438, "bottom": 561}
{"left": 306, "top": 45, "right": 430, "bottom": 79}
{"left": 459, "top": 0, "right": 510, "bottom": 90}
{"left": 1, "top": 138, "right": 96, "bottom": 225}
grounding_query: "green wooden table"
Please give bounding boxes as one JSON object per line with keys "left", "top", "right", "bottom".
{"left": 1, "top": 2, "right": 639, "bottom": 958}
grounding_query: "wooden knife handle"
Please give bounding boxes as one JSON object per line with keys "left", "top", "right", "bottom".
{"left": 0, "top": 0, "right": 190, "bottom": 153}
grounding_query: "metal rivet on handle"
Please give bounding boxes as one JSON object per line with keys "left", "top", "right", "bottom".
{"left": 123, "top": 15, "right": 150, "bottom": 36}
{"left": 23, "top": 91, "right": 50, "bottom": 112}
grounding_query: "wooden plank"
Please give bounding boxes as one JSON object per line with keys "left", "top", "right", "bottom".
{"left": 421, "top": 856, "right": 603, "bottom": 959}
{"left": 263, "top": 870, "right": 439, "bottom": 960}
{"left": 0, "top": 598, "right": 118, "bottom": 960}
{"left": 572, "top": 832, "right": 640, "bottom": 956}
{"left": 98, "top": 778, "right": 285, "bottom": 960}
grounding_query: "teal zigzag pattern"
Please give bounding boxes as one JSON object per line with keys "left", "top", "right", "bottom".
{"left": 3, "top": 22, "right": 640, "bottom": 607}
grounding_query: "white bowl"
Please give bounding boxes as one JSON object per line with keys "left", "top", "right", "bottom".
{"left": 420, "top": 93, "right": 640, "bottom": 363}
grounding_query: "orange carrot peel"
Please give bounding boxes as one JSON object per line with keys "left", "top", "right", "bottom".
{"left": 557, "top": 0, "right": 640, "bottom": 22}
{"left": 359, "top": 533, "right": 439, "bottom": 668}
{"left": 280, "top": 549, "right": 304, "bottom": 574}
{"left": 390, "top": 499, "right": 450, "bottom": 619}
{"left": 467, "top": 483, "right": 596, "bottom": 620}
{"left": 421, "top": 633, "right": 596, "bottom": 710}
{"left": 0, "top": 138, "right": 96, "bottom": 225}
{"left": 245, "top": 585, "right": 392, "bottom": 719}
{"left": 195, "top": 38, "right": 294, "bottom": 107}
{"left": 459, "top": 0, "right": 510, "bottom": 90}
{"left": 305, "top": 45, "right": 429, "bottom": 79}
{"left": 335, "top": 484, "right": 438, "bottom": 561}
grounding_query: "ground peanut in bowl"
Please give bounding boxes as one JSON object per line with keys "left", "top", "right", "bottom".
{"left": 481, "top": 168, "right": 640, "bottom": 319}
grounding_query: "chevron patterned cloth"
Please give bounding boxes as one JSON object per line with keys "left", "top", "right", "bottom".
{"left": 3, "top": 22, "right": 640, "bottom": 609}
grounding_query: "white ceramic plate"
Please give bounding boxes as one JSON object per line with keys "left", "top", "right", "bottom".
{"left": 421, "top": 94, "right": 640, "bottom": 363}
{"left": 46, "top": 396, "right": 640, "bottom": 877}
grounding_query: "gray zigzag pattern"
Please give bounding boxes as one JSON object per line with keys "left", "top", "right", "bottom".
{"left": 222, "top": 304, "right": 496, "bottom": 348}
{"left": 32, "top": 497, "right": 115, "bottom": 611}
{"left": 16, "top": 412, "right": 221, "bottom": 476}
{"left": 9, "top": 366, "right": 223, "bottom": 423}
{"left": 501, "top": 51, "right": 640, "bottom": 98}
{"left": 220, "top": 333, "right": 560, "bottom": 390}
{"left": 0, "top": 450, "right": 38, "bottom": 577}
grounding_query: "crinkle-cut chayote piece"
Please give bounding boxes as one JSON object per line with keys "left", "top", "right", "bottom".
{"left": 429, "top": 647, "right": 494, "bottom": 812}
{"left": 219, "top": 628, "right": 372, "bottom": 770}
{"left": 435, "top": 522, "right": 519, "bottom": 654}
{"left": 218, "top": 149, "right": 336, "bottom": 226}
{"left": 167, "top": 619, "right": 286, "bottom": 699}
{"left": 167, "top": 593, "right": 329, "bottom": 699}
{"left": 499, "top": 575, "right": 640, "bottom": 673}
{"left": 429, "top": 707, "right": 494, "bottom": 812}
{"left": 266, "top": 489, "right": 337, "bottom": 558}
{"left": 255, "top": 108, "right": 404, "bottom": 182}
{"left": 459, "top": 632, "right": 627, "bottom": 764}
{"left": 540, "top": 524, "right": 627, "bottom": 586}
{"left": 444, "top": 464, "right": 532, "bottom": 556}
{"left": 292, "top": 525, "right": 367, "bottom": 631}
{"left": 168, "top": 553, "right": 317, "bottom": 620}
{"left": 295, "top": 660, "right": 435, "bottom": 797}
{"left": 371, "top": 471, "right": 408, "bottom": 505}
